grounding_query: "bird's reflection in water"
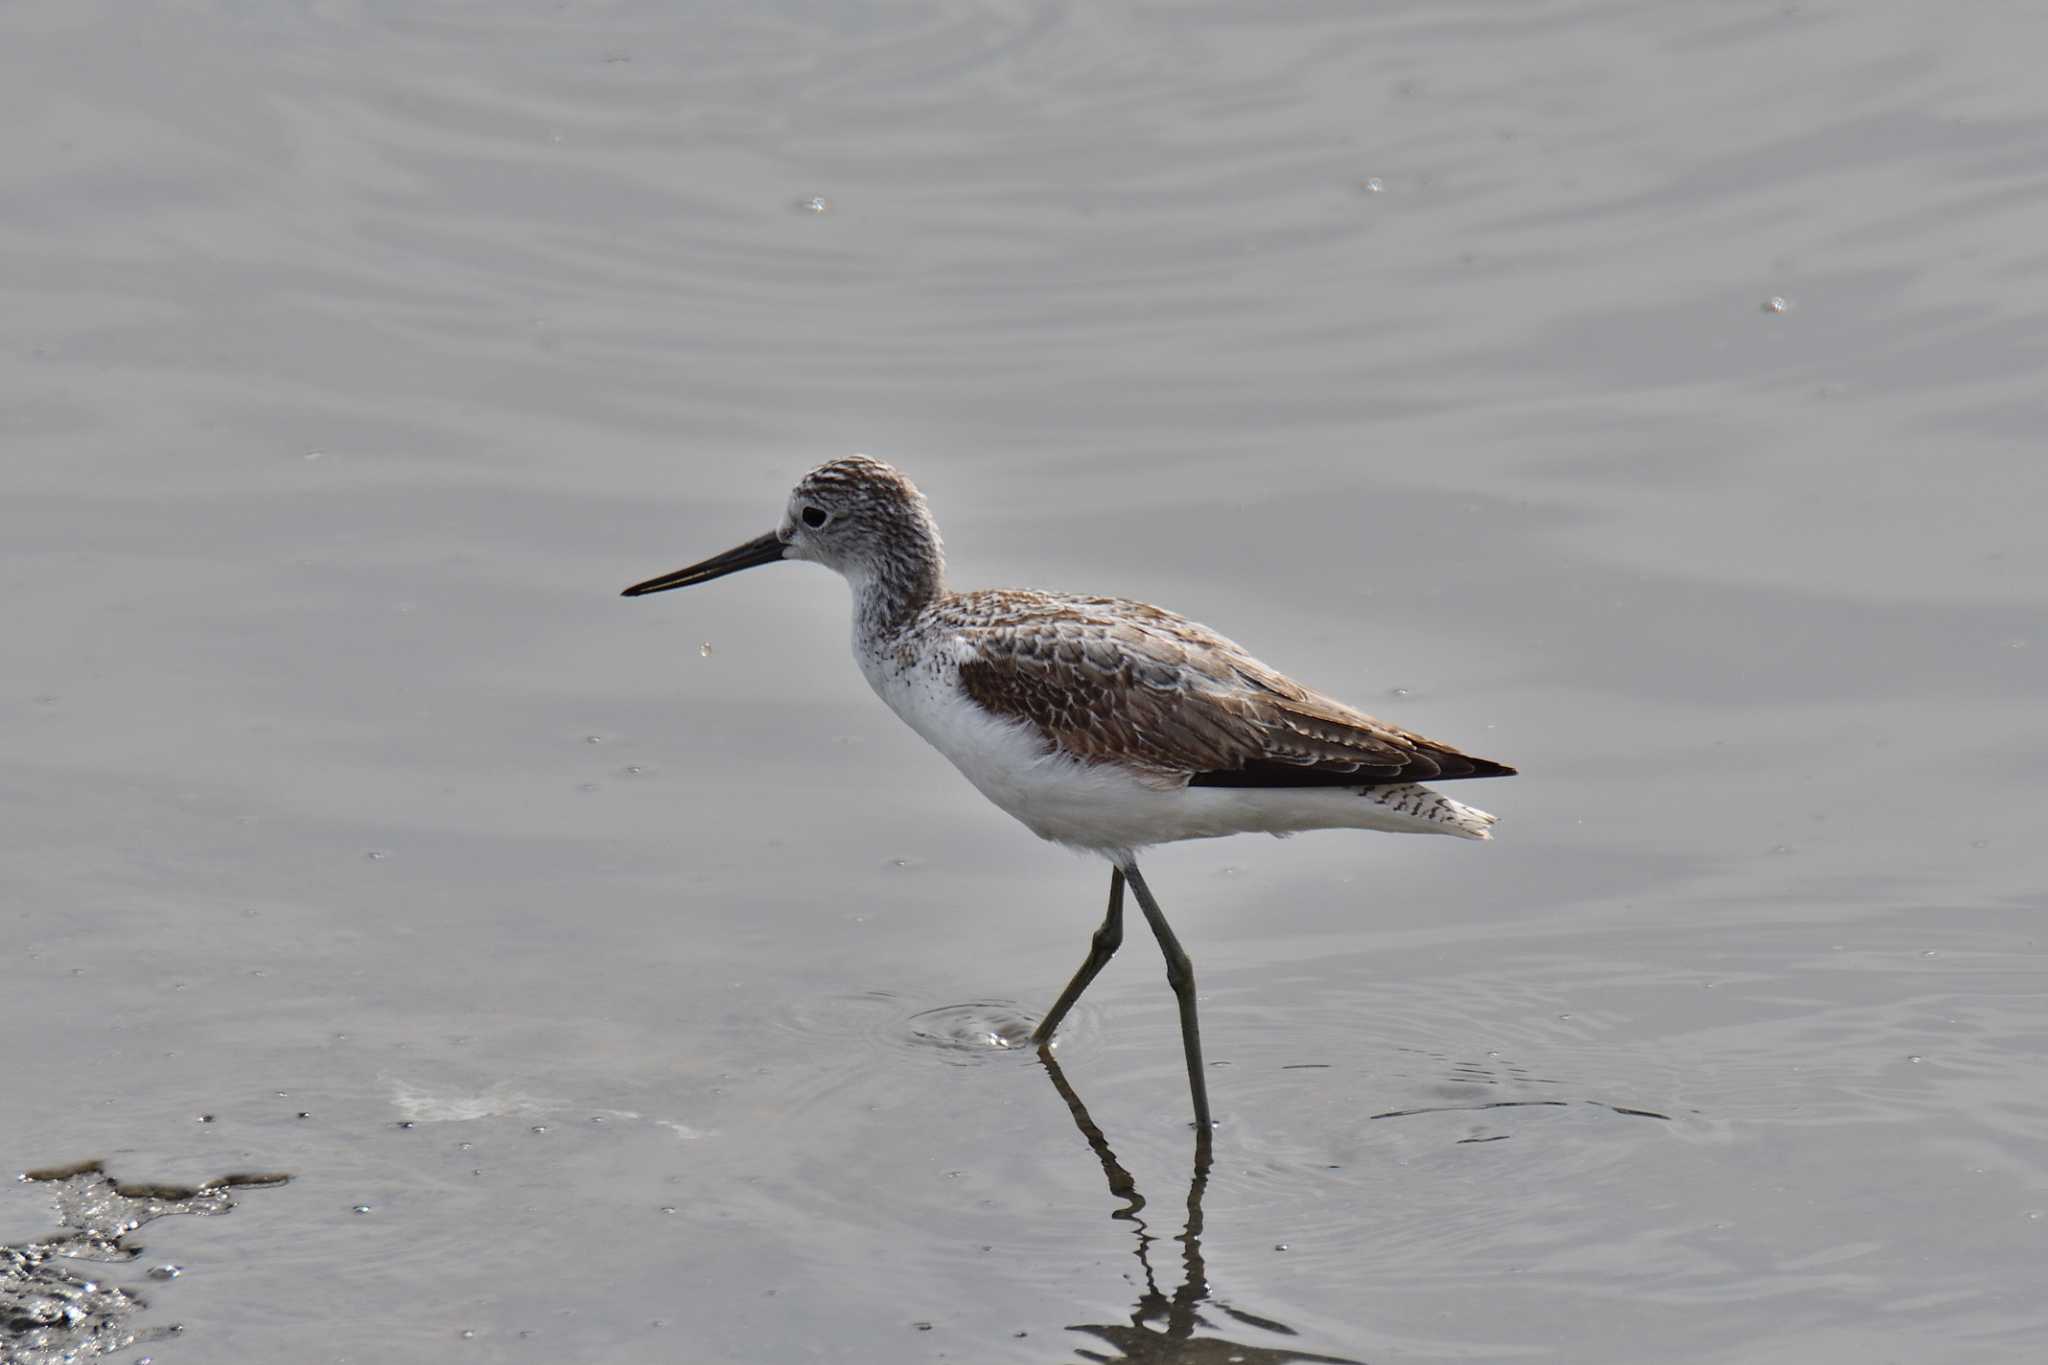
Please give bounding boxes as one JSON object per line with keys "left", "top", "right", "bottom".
{"left": 1040, "top": 1050, "right": 1361, "bottom": 1365}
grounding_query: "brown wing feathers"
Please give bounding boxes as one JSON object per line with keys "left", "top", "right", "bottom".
{"left": 952, "top": 601, "right": 1515, "bottom": 789}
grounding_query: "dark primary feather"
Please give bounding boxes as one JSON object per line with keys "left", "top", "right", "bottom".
{"left": 945, "top": 591, "right": 1515, "bottom": 789}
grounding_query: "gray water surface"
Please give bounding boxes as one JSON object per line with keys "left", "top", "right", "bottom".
{"left": 4, "top": 3, "right": 2046, "bottom": 1362}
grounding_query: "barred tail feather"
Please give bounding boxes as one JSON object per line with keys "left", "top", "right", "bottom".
{"left": 1359, "top": 783, "right": 1499, "bottom": 840}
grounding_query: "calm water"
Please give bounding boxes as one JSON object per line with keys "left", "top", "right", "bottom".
{"left": 4, "top": 3, "right": 2045, "bottom": 1362}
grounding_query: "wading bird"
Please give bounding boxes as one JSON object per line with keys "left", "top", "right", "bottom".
{"left": 623, "top": 457, "right": 1514, "bottom": 1130}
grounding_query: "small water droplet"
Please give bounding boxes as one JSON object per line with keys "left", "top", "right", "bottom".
{"left": 1970, "top": 839, "right": 1990, "bottom": 849}
{"left": 396, "top": 1121, "right": 415, "bottom": 1130}
{"left": 1762, "top": 296, "right": 1789, "bottom": 313}
{"left": 352, "top": 1203, "right": 372, "bottom": 1214}
{"left": 147, "top": 1264, "right": 182, "bottom": 1281}
{"left": 1907, "top": 1055, "right": 1924, "bottom": 1064}
{"left": 530, "top": 1125, "right": 549, "bottom": 1135}
{"left": 623, "top": 765, "right": 645, "bottom": 776}
{"left": 660, "top": 1205, "right": 677, "bottom": 1214}
{"left": 1273, "top": 1243, "right": 1290, "bottom": 1252}
{"left": 459, "top": 1329, "right": 476, "bottom": 1339}
{"left": 456, "top": 1141, "right": 472, "bottom": 1151}
{"left": 197, "top": 1113, "right": 215, "bottom": 1123}
{"left": 912, "top": 1321, "right": 934, "bottom": 1332}
{"left": 364, "top": 850, "right": 388, "bottom": 862}
{"left": 1921, "top": 950, "right": 1938, "bottom": 958}
{"left": 304, "top": 450, "right": 324, "bottom": 461}
{"left": 584, "top": 734, "right": 605, "bottom": 744}
{"left": 798, "top": 196, "right": 830, "bottom": 214}
{"left": 1362, "top": 177, "right": 1384, "bottom": 193}
{"left": 699, "top": 642, "right": 715, "bottom": 658}
{"left": 296, "top": 1110, "right": 311, "bottom": 1119}
{"left": 1556, "top": 1013, "right": 1573, "bottom": 1021}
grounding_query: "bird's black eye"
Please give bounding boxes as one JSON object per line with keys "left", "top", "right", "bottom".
{"left": 800, "top": 506, "right": 829, "bottom": 529}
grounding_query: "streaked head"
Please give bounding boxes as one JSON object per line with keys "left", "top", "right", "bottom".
{"left": 622, "top": 455, "right": 944, "bottom": 599}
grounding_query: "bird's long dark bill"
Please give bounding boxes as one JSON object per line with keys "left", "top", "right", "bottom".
{"left": 621, "top": 531, "right": 785, "bottom": 597}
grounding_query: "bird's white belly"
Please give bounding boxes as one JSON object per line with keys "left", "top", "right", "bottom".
{"left": 858, "top": 650, "right": 1494, "bottom": 853}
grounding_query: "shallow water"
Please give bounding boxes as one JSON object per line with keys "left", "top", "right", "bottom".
{"left": 4, "top": 2, "right": 2046, "bottom": 1362}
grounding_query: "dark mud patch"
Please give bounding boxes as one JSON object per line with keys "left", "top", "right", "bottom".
{"left": 3, "top": 1161, "right": 288, "bottom": 1365}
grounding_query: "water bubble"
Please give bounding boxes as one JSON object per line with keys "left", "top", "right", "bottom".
{"left": 584, "top": 734, "right": 604, "bottom": 745}
{"left": 456, "top": 1141, "right": 472, "bottom": 1151}
{"left": 530, "top": 1125, "right": 549, "bottom": 1135}
{"left": 351, "top": 1204, "right": 372, "bottom": 1214}
{"left": 1362, "top": 177, "right": 1384, "bottom": 193}
{"left": 364, "top": 850, "right": 388, "bottom": 862}
{"left": 623, "top": 765, "right": 646, "bottom": 776}
{"left": 1762, "top": 296, "right": 1789, "bottom": 314}
{"left": 396, "top": 1121, "right": 415, "bottom": 1130}
{"left": 197, "top": 1114, "right": 215, "bottom": 1123}
{"left": 660, "top": 1205, "right": 677, "bottom": 1215}
{"left": 912, "top": 1321, "right": 934, "bottom": 1332}
{"left": 699, "top": 642, "right": 715, "bottom": 658}
{"left": 459, "top": 1329, "right": 476, "bottom": 1339}
{"left": 1907, "top": 1055, "right": 1923, "bottom": 1063}
{"left": 798, "top": 196, "right": 830, "bottom": 214}
{"left": 147, "top": 1265, "right": 183, "bottom": 1281}
{"left": 1273, "top": 1243, "right": 1290, "bottom": 1252}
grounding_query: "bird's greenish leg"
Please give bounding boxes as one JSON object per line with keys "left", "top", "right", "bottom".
{"left": 1032, "top": 867, "right": 1125, "bottom": 1047}
{"left": 1123, "top": 861, "right": 1214, "bottom": 1131}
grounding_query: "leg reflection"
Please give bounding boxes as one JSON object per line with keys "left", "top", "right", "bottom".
{"left": 1039, "top": 1049, "right": 1361, "bottom": 1364}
